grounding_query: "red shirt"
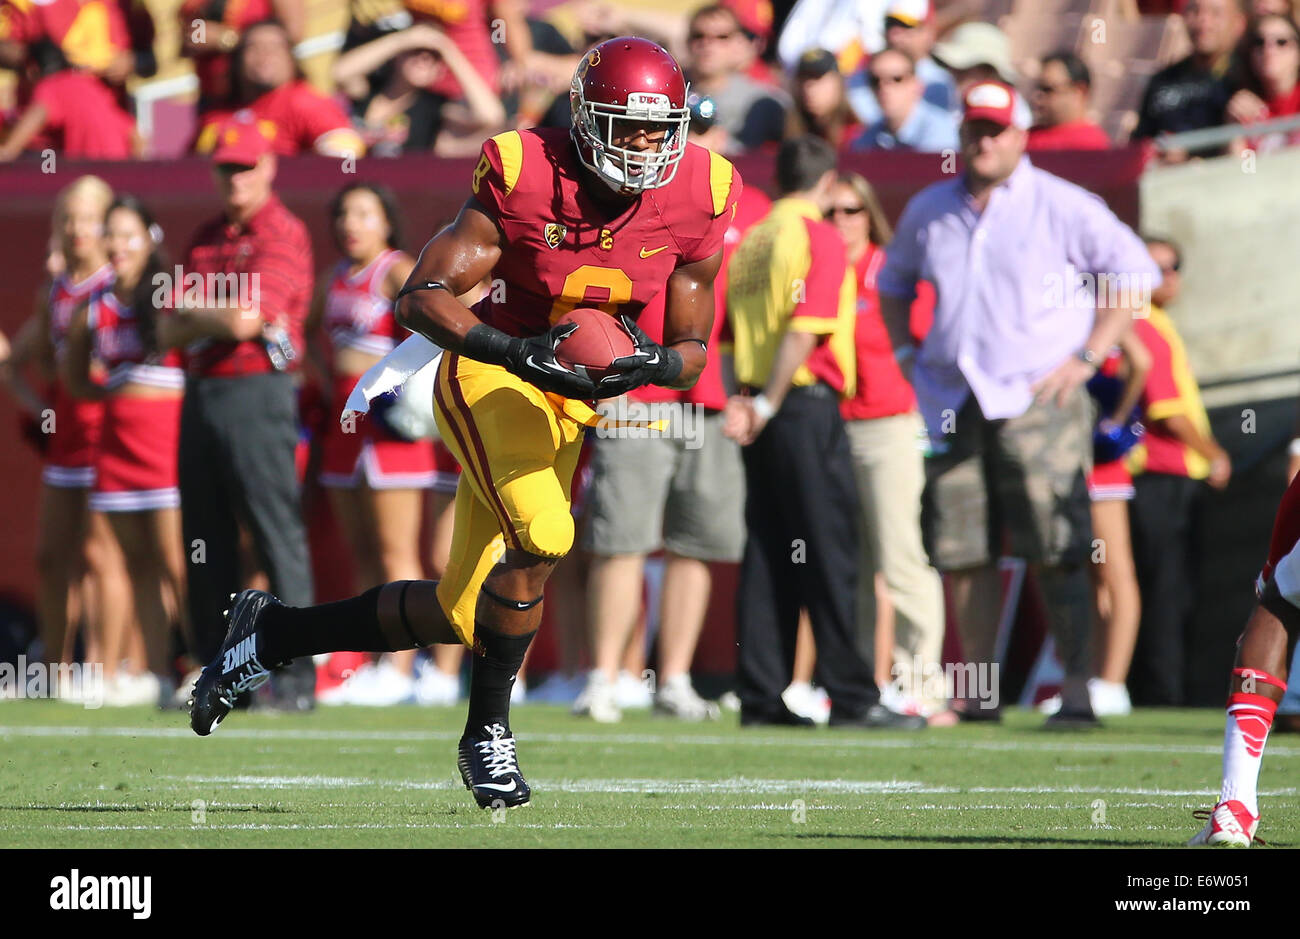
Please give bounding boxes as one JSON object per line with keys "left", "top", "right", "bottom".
{"left": 194, "top": 81, "right": 353, "bottom": 156}
{"left": 32, "top": 70, "right": 133, "bottom": 159}
{"left": 470, "top": 127, "right": 742, "bottom": 340}
{"left": 634, "top": 183, "right": 771, "bottom": 410}
{"left": 178, "top": 194, "right": 313, "bottom": 378}
{"left": 1026, "top": 120, "right": 1111, "bottom": 151}
{"left": 178, "top": 0, "right": 273, "bottom": 105}
{"left": 840, "top": 242, "right": 915, "bottom": 421}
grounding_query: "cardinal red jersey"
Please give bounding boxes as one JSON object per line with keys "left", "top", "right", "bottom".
{"left": 44, "top": 264, "right": 113, "bottom": 484}
{"left": 468, "top": 127, "right": 742, "bottom": 342}
{"left": 194, "top": 81, "right": 354, "bottom": 156}
{"left": 0, "top": 0, "right": 130, "bottom": 73}
{"left": 633, "top": 182, "right": 769, "bottom": 410}
{"left": 321, "top": 249, "right": 405, "bottom": 361}
{"left": 89, "top": 287, "right": 184, "bottom": 391}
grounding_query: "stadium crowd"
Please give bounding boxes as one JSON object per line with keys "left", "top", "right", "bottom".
{"left": 0, "top": 0, "right": 1292, "bottom": 724}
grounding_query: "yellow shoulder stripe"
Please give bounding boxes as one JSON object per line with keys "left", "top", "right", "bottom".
{"left": 707, "top": 150, "right": 734, "bottom": 217}
{"left": 492, "top": 131, "right": 524, "bottom": 197}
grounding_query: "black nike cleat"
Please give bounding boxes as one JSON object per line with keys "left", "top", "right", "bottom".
{"left": 188, "top": 589, "right": 286, "bottom": 736}
{"left": 458, "top": 721, "right": 531, "bottom": 808}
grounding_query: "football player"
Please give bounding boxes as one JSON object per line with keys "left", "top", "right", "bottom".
{"left": 189, "top": 36, "right": 742, "bottom": 809}
{"left": 1189, "top": 471, "right": 1300, "bottom": 845}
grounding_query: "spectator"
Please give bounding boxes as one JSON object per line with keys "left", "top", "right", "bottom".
{"left": 305, "top": 182, "right": 426, "bottom": 705}
{"left": 845, "top": 0, "right": 956, "bottom": 126}
{"left": 784, "top": 49, "right": 863, "bottom": 152}
{"left": 179, "top": 0, "right": 304, "bottom": 110}
{"left": 685, "top": 3, "right": 788, "bottom": 154}
{"left": 0, "top": 67, "right": 138, "bottom": 161}
{"left": 850, "top": 46, "right": 957, "bottom": 151}
{"left": 1133, "top": 0, "right": 1248, "bottom": 162}
{"left": 829, "top": 170, "right": 950, "bottom": 724}
{"left": 160, "top": 117, "right": 317, "bottom": 711}
{"left": 332, "top": 23, "right": 505, "bottom": 157}
{"left": 777, "top": 0, "right": 887, "bottom": 75}
{"left": 61, "top": 196, "right": 188, "bottom": 708}
{"left": 878, "top": 82, "right": 1159, "bottom": 726}
{"left": 1125, "top": 236, "right": 1232, "bottom": 707}
{"left": 193, "top": 20, "right": 366, "bottom": 158}
{"left": 574, "top": 95, "right": 768, "bottom": 724}
{"left": 0, "top": 0, "right": 135, "bottom": 86}
{"left": 403, "top": 0, "right": 533, "bottom": 99}
{"left": 722, "top": 0, "right": 779, "bottom": 86}
{"left": 930, "top": 20, "right": 1033, "bottom": 127}
{"left": 1028, "top": 51, "right": 1111, "bottom": 151}
{"left": 724, "top": 135, "right": 924, "bottom": 730}
{"left": 1227, "top": 12, "right": 1300, "bottom": 154}
{"left": 1253, "top": 0, "right": 1300, "bottom": 17}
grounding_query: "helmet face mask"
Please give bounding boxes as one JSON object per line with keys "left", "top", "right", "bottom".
{"left": 569, "top": 37, "right": 692, "bottom": 195}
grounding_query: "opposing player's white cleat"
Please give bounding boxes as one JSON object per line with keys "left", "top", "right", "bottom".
{"left": 1188, "top": 800, "right": 1260, "bottom": 847}
{"left": 654, "top": 674, "right": 720, "bottom": 721}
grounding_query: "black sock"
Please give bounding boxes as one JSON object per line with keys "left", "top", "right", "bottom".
{"left": 465, "top": 625, "right": 535, "bottom": 735}
{"left": 259, "top": 586, "right": 397, "bottom": 664}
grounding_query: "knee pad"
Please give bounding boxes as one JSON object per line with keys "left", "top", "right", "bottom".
{"left": 518, "top": 505, "right": 574, "bottom": 559}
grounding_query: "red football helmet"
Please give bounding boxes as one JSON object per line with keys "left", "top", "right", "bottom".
{"left": 570, "top": 36, "right": 691, "bottom": 194}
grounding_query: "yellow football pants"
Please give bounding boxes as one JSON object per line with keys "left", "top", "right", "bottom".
{"left": 432, "top": 352, "right": 586, "bottom": 646}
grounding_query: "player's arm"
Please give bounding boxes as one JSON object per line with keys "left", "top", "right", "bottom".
{"left": 394, "top": 198, "right": 596, "bottom": 398}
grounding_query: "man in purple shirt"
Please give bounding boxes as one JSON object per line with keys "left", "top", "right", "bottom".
{"left": 878, "top": 81, "right": 1160, "bottom": 726}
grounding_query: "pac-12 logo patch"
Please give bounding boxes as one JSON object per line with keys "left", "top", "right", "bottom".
{"left": 544, "top": 223, "right": 567, "bottom": 249}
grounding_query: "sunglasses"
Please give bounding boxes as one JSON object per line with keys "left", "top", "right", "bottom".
{"left": 827, "top": 205, "right": 866, "bottom": 217}
{"left": 689, "top": 30, "right": 736, "bottom": 42}
{"left": 869, "top": 72, "right": 911, "bottom": 88}
{"left": 1252, "top": 35, "right": 1296, "bottom": 49}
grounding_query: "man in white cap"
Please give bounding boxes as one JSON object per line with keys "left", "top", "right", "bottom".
{"left": 846, "top": 0, "right": 957, "bottom": 126}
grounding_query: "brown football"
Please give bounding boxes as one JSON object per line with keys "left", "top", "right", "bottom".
{"left": 553, "top": 308, "right": 636, "bottom": 384}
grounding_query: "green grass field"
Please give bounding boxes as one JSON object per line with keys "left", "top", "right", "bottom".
{"left": 1, "top": 701, "right": 1296, "bottom": 848}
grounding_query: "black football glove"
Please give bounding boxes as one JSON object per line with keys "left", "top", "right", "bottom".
{"left": 595, "top": 315, "right": 685, "bottom": 397}
{"left": 500, "top": 321, "right": 599, "bottom": 399}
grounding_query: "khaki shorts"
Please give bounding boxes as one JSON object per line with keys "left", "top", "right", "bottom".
{"left": 922, "top": 389, "right": 1094, "bottom": 570}
{"left": 582, "top": 406, "right": 745, "bottom": 561}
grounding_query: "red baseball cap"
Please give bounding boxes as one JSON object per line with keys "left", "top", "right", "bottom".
{"left": 211, "top": 113, "right": 272, "bottom": 166}
{"left": 962, "top": 81, "right": 1019, "bottom": 128}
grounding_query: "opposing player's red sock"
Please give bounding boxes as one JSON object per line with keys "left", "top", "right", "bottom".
{"left": 1220, "top": 668, "right": 1285, "bottom": 816}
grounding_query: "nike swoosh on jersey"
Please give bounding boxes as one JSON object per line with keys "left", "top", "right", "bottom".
{"left": 639, "top": 246, "right": 669, "bottom": 258}
{"left": 476, "top": 780, "right": 518, "bottom": 792}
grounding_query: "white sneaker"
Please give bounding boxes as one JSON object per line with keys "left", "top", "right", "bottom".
{"left": 320, "top": 661, "right": 415, "bottom": 706}
{"left": 103, "top": 672, "right": 161, "bottom": 707}
{"left": 413, "top": 661, "right": 460, "bottom": 706}
{"left": 616, "top": 670, "right": 652, "bottom": 709}
{"left": 654, "top": 674, "right": 720, "bottom": 721}
{"left": 572, "top": 670, "right": 621, "bottom": 723}
{"left": 1037, "top": 694, "right": 1063, "bottom": 716}
{"left": 782, "top": 681, "right": 831, "bottom": 724}
{"left": 1087, "top": 677, "right": 1132, "bottom": 716}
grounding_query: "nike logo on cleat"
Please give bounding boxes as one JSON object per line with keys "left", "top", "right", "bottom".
{"left": 476, "top": 780, "right": 518, "bottom": 792}
{"left": 222, "top": 635, "right": 258, "bottom": 674}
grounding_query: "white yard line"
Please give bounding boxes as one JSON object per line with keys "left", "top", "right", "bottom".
{"left": 1, "top": 723, "right": 1291, "bottom": 759}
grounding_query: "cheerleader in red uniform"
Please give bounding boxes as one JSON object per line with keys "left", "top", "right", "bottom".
{"left": 2, "top": 177, "right": 132, "bottom": 688}
{"left": 307, "top": 183, "right": 430, "bottom": 704}
{"left": 63, "top": 197, "right": 187, "bottom": 707}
